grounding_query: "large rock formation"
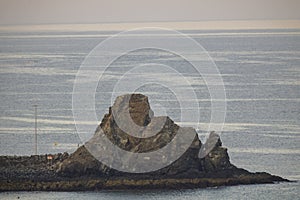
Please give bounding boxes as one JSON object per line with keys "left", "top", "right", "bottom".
{"left": 56, "top": 94, "right": 235, "bottom": 177}
{"left": 0, "top": 94, "right": 289, "bottom": 191}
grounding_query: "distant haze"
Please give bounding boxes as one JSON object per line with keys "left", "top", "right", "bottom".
{"left": 0, "top": 0, "right": 300, "bottom": 25}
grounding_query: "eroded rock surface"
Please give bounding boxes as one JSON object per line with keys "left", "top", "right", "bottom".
{"left": 0, "top": 94, "right": 289, "bottom": 191}
{"left": 56, "top": 94, "right": 235, "bottom": 177}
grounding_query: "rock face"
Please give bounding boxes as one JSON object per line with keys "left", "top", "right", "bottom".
{"left": 56, "top": 94, "right": 235, "bottom": 177}
{"left": 0, "top": 93, "right": 289, "bottom": 191}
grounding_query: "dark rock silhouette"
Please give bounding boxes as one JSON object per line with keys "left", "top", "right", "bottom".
{"left": 0, "top": 94, "right": 289, "bottom": 191}
{"left": 56, "top": 94, "right": 234, "bottom": 177}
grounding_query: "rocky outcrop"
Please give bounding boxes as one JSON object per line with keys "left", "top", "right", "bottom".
{"left": 56, "top": 94, "right": 235, "bottom": 177}
{"left": 0, "top": 94, "right": 290, "bottom": 191}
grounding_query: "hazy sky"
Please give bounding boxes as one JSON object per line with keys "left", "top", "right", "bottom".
{"left": 0, "top": 0, "right": 299, "bottom": 25}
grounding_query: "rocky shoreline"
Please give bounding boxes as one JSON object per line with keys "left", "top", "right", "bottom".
{"left": 0, "top": 153, "right": 288, "bottom": 191}
{"left": 0, "top": 152, "right": 288, "bottom": 191}
{"left": 0, "top": 94, "right": 290, "bottom": 191}
{"left": 0, "top": 150, "right": 289, "bottom": 191}
{"left": 1, "top": 173, "right": 287, "bottom": 191}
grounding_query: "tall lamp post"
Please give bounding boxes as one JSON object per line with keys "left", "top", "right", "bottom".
{"left": 33, "top": 105, "right": 38, "bottom": 155}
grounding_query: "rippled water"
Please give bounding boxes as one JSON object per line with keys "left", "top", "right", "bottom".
{"left": 0, "top": 29, "right": 299, "bottom": 199}
{"left": 0, "top": 182, "right": 299, "bottom": 200}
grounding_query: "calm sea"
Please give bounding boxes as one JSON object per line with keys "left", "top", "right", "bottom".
{"left": 0, "top": 29, "right": 299, "bottom": 199}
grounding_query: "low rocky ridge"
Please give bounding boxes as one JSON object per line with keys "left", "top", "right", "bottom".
{"left": 0, "top": 94, "right": 289, "bottom": 191}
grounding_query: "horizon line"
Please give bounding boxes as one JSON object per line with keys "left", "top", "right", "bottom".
{"left": 0, "top": 20, "right": 300, "bottom": 32}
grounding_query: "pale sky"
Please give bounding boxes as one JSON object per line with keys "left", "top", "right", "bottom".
{"left": 0, "top": 0, "right": 299, "bottom": 25}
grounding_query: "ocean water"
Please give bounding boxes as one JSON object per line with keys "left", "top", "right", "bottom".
{"left": 0, "top": 28, "right": 299, "bottom": 199}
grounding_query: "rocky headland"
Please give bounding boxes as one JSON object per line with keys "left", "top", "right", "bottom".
{"left": 0, "top": 94, "right": 289, "bottom": 191}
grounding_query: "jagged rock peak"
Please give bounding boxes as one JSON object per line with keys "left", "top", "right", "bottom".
{"left": 56, "top": 93, "right": 234, "bottom": 176}
{"left": 111, "top": 93, "right": 154, "bottom": 127}
{"left": 97, "top": 93, "right": 180, "bottom": 153}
